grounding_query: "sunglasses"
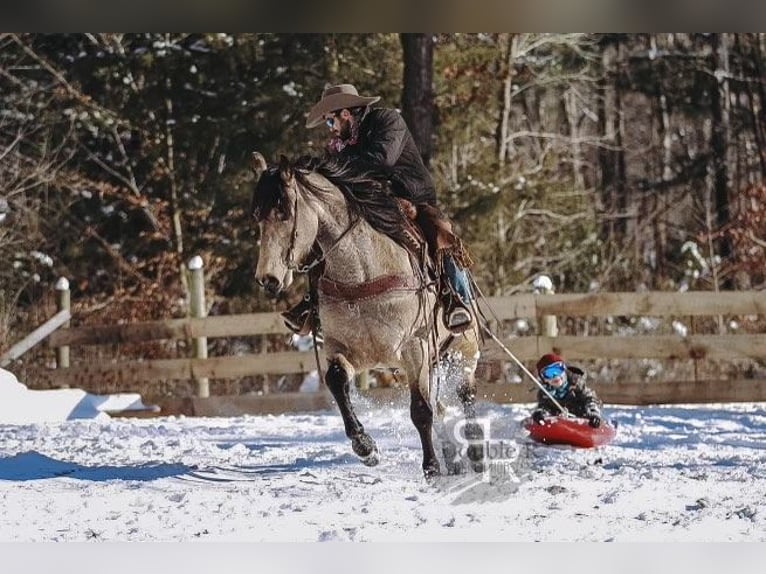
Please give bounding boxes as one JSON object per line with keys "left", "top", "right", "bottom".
{"left": 325, "top": 112, "right": 340, "bottom": 129}
{"left": 540, "top": 362, "right": 566, "bottom": 381}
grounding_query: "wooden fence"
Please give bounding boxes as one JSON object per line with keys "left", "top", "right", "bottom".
{"left": 16, "top": 260, "right": 766, "bottom": 405}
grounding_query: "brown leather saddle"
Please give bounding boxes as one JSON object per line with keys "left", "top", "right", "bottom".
{"left": 396, "top": 199, "right": 474, "bottom": 332}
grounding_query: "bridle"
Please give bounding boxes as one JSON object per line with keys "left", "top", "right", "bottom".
{"left": 283, "top": 184, "right": 360, "bottom": 275}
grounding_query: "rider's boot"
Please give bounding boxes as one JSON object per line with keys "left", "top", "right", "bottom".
{"left": 282, "top": 295, "right": 314, "bottom": 336}
{"left": 442, "top": 290, "right": 473, "bottom": 334}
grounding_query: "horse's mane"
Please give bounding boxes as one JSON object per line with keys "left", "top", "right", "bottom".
{"left": 251, "top": 155, "right": 412, "bottom": 248}
{"left": 294, "top": 156, "right": 411, "bottom": 248}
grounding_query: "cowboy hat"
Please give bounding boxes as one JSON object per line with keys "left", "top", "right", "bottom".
{"left": 305, "top": 84, "right": 381, "bottom": 128}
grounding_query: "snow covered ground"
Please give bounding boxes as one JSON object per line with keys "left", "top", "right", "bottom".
{"left": 1, "top": 374, "right": 764, "bottom": 542}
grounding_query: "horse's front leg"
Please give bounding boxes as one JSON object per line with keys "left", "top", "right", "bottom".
{"left": 404, "top": 343, "right": 440, "bottom": 478}
{"left": 325, "top": 354, "right": 379, "bottom": 466}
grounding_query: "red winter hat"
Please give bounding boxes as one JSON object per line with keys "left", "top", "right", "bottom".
{"left": 536, "top": 353, "right": 565, "bottom": 374}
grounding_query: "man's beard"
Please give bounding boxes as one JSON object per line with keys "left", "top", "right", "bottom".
{"left": 339, "top": 120, "right": 353, "bottom": 141}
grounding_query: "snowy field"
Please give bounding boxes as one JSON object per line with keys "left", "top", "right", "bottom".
{"left": 1, "top": 381, "right": 765, "bottom": 542}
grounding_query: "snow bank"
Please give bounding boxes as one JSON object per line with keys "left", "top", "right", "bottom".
{"left": 0, "top": 367, "right": 154, "bottom": 425}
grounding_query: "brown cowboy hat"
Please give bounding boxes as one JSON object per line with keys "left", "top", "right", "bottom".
{"left": 305, "top": 84, "right": 381, "bottom": 128}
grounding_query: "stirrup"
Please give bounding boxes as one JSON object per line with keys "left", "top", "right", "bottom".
{"left": 442, "top": 291, "right": 473, "bottom": 333}
{"left": 446, "top": 307, "right": 473, "bottom": 333}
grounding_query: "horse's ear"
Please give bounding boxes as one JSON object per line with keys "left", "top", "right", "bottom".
{"left": 278, "top": 154, "right": 293, "bottom": 186}
{"left": 251, "top": 152, "right": 268, "bottom": 178}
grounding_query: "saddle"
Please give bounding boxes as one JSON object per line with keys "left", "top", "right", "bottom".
{"left": 397, "top": 199, "right": 473, "bottom": 270}
{"left": 396, "top": 199, "right": 474, "bottom": 333}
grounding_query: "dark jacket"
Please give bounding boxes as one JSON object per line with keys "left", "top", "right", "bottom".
{"left": 337, "top": 107, "right": 437, "bottom": 207}
{"left": 532, "top": 366, "right": 602, "bottom": 419}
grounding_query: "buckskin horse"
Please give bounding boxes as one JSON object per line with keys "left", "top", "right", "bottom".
{"left": 250, "top": 152, "right": 483, "bottom": 478}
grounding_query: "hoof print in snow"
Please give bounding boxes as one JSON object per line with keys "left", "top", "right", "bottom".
{"left": 686, "top": 498, "right": 710, "bottom": 511}
{"left": 546, "top": 485, "right": 568, "bottom": 495}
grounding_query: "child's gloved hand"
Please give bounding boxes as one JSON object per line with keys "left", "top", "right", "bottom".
{"left": 587, "top": 413, "right": 602, "bottom": 428}
{"left": 531, "top": 410, "right": 546, "bottom": 424}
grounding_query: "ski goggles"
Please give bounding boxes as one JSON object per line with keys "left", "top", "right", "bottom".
{"left": 540, "top": 362, "right": 566, "bottom": 382}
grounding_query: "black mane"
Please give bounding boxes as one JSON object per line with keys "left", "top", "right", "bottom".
{"left": 250, "top": 155, "right": 411, "bottom": 248}
{"left": 293, "top": 156, "right": 411, "bottom": 248}
{"left": 250, "top": 167, "right": 291, "bottom": 223}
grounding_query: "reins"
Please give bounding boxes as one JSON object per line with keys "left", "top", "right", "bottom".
{"left": 468, "top": 276, "right": 571, "bottom": 416}
{"left": 284, "top": 188, "right": 363, "bottom": 275}
{"left": 296, "top": 217, "right": 361, "bottom": 274}
{"left": 307, "top": 270, "right": 325, "bottom": 384}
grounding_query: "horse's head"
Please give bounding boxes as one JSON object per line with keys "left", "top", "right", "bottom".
{"left": 250, "top": 152, "right": 319, "bottom": 297}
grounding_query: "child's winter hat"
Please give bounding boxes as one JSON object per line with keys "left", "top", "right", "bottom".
{"left": 536, "top": 353, "right": 565, "bottom": 374}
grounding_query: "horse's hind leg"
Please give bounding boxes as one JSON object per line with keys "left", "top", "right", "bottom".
{"left": 410, "top": 385, "right": 440, "bottom": 478}
{"left": 325, "top": 354, "right": 379, "bottom": 466}
{"left": 457, "top": 364, "right": 485, "bottom": 473}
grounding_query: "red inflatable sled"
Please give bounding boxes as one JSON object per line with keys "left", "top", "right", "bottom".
{"left": 522, "top": 415, "right": 617, "bottom": 448}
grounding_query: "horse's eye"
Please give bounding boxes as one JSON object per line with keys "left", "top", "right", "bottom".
{"left": 274, "top": 197, "right": 292, "bottom": 221}
{"left": 276, "top": 208, "right": 290, "bottom": 222}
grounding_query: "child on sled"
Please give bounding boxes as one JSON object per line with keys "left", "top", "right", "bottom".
{"left": 531, "top": 353, "right": 603, "bottom": 428}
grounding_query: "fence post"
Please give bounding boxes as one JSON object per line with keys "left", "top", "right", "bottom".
{"left": 188, "top": 256, "right": 209, "bottom": 398}
{"left": 55, "top": 277, "right": 70, "bottom": 371}
{"left": 533, "top": 275, "right": 559, "bottom": 339}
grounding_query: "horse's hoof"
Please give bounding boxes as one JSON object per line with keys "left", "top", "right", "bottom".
{"left": 423, "top": 461, "right": 441, "bottom": 479}
{"left": 360, "top": 449, "right": 380, "bottom": 467}
{"left": 467, "top": 444, "right": 485, "bottom": 464}
{"left": 464, "top": 421, "right": 484, "bottom": 441}
{"left": 442, "top": 443, "right": 463, "bottom": 475}
{"left": 351, "top": 433, "right": 378, "bottom": 461}
{"left": 465, "top": 422, "right": 486, "bottom": 469}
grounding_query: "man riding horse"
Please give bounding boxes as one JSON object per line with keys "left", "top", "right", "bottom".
{"left": 283, "top": 83, "right": 474, "bottom": 336}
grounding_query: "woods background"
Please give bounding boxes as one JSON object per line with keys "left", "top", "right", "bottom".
{"left": 2, "top": 33, "right": 765, "bottom": 399}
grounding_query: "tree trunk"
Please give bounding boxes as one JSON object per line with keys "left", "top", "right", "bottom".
{"left": 710, "top": 33, "right": 732, "bottom": 274}
{"left": 565, "top": 86, "right": 585, "bottom": 191}
{"left": 400, "top": 33, "right": 434, "bottom": 166}
{"left": 163, "top": 35, "right": 188, "bottom": 301}
{"left": 496, "top": 33, "right": 518, "bottom": 165}
{"left": 748, "top": 33, "right": 766, "bottom": 178}
{"left": 597, "top": 35, "right": 627, "bottom": 245}
{"left": 652, "top": 35, "right": 672, "bottom": 285}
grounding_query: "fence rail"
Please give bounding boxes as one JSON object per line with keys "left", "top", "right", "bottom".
{"left": 1, "top": 309, "right": 71, "bottom": 368}
{"left": 481, "top": 291, "right": 766, "bottom": 318}
{"left": 19, "top": 271, "right": 766, "bottom": 404}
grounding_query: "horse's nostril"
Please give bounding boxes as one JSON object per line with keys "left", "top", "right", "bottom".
{"left": 261, "top": 275, "right": 281, "bottom": 296}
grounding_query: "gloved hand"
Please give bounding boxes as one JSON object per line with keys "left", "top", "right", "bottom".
{"left": 587, "top": 413, "right": 602, "bottom": 428}
{"left": 531, "top": 410, "right": 546, "bottom": 424}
